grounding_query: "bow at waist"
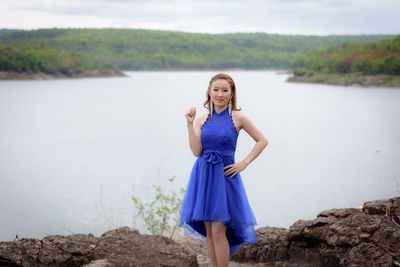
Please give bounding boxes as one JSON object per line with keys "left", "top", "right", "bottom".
{"left": 200, "top": 149, "right": 235, "bottom": 165}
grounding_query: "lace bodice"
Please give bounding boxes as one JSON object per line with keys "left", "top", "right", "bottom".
{"left": 200, "top": 107, "right": 239, "bottom": 154}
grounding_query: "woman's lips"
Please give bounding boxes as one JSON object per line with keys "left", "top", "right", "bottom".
{"left": 216, "top": 99, "right": 224, "bottom": 102}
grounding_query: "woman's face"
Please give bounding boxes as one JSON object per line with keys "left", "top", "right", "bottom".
{"left": 209, "top": 79, "right": 232, "bottom": 109}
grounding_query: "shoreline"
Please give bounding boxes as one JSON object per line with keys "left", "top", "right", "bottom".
{"left": 0, "top": 69, "right": 126, "bottom": 80}
{"left": 122, "top": 67, "right": 287, "bottom": 72}
{"left": 287, "top": 73, "right": 400, "bottom": 88}
{"left": 0, "top": 68, "right": 290, "bottom": 80}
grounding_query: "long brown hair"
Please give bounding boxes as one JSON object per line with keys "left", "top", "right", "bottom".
{"left": 202, "top": 73, "right": 241, "bottom": 118}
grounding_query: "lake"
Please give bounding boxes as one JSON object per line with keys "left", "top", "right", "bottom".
{"left": 0, "top": 70, "right": 399, "bottom": 241}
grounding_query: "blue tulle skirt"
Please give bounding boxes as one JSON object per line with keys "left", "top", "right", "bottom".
{"left": 179, "top": 150, "right": 257, "bottom": 254}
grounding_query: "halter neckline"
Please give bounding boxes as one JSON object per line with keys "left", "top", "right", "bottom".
{"left": 213, "top": 107, "right": 228, "bottom": 116}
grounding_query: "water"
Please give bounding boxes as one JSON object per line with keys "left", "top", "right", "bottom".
{"left": 0, "top": 71, "right": 399, "bottom": 241}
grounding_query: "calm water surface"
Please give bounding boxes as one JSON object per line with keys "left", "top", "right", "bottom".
{"left": 0, "top": 70, "right": 399, "bottom": 241}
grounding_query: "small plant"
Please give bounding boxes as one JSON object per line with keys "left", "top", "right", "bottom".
{"left": 131, "top": 176, "right": 185, "bottom": 239}
{"left": 394, "top": 260, "right": 400, "bottom": 267}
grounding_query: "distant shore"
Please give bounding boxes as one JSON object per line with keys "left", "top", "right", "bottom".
{"left": 122, "top": 67, "right": 284, "bottom": 72}
{"left": 287, "top": 73, "right": 400, "bottom": 88}
{"left": 0, "top": 69, "right": 126, "bottom": 80}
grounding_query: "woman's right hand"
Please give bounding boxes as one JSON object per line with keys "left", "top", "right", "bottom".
{"left": 185, "top": 107, "right": 196, "bottom": 125}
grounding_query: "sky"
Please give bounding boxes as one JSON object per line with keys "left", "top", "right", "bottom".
{"left": 0, "top": 0, "right": 399, "bottom": 35}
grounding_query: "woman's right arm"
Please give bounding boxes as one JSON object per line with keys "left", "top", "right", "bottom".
{"left": 185, "top": 107, "right": 203, "bottom": 157}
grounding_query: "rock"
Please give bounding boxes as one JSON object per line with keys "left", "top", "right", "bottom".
{"left": 0, "top": 226, "right": 197, "bottom": 267}
{"left": 362, "top": 197, "right": 400, "bottom": 224}
{"left": 82, "top": 259, "right": 113, "bottom": 267}
{"left": 232, "top": 226, "right": 290, "bottom": 264}
{"left": 231, "top": 197, "right": 400, "bottom": 267}
{"left": 2, "top": 197, "right": 399, "bottom": 266}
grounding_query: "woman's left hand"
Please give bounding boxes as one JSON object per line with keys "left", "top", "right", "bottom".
{"left": 223, "top": 161, "right": 248, "bottom": 178}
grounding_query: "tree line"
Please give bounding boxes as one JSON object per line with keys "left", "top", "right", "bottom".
{"left": 292, "top": 35, "right": 400, "bottom": 76}
{"left": 0, "top": 43, "right": 114, "bottom": 74}
{"left": 0, "top": 28, "right": 394, "bottom": 72}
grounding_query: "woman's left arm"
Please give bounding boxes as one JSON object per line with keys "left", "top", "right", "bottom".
{"left": 224, "top": 111, "right": 268, "bottom": 178}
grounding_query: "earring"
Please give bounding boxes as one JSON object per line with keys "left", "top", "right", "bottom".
{"left": 210, "top": 99, "right": 213, "bottom": 117}
{"left": 228, "top": 98, "right": 232, "bottom": 115}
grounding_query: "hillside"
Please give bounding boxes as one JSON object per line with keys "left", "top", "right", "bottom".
{"left": 0, "top": 28, "right": 394, "bottom": 70}
{"left": 288, "top": 35, "right": 400, "bottom": 87}
{"left": 0, "top": 42, "right": 123, "bottom": 79}
{"left": 292, "top": 35, "right": 400, "bottom": 75}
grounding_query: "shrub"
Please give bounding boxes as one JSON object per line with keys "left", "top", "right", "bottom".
{"left": 294, "top": 67, "right": 308, "bottom": 76}
{"left": 131, "top": 176, "right": 185, "bottom": 239}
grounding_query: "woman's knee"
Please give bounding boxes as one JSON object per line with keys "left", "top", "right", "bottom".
{"left": 204, "top": 221, "right": 212, "bottom": 238}
{"left": 211, "top": 222, "right": 227, "bottom": 240}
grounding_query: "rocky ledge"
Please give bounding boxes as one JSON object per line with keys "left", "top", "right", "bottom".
{"left": 1, "top": 197, "right": 399, "bottom": 267}
{"left": 0, "top": 226, "right": 197, "bottom": 267}
{"left": 231, "top": 197, "right": 400, "bottom": 267}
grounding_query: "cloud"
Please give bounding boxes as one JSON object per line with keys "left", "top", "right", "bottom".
{"left": 0, "top": 0, "right": 399, "bottom": 35}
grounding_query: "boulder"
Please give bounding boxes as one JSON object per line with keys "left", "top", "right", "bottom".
{"left": 231, "top": 197, "right": 400, "bottom": 267}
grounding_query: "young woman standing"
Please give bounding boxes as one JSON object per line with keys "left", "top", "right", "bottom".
{"left": 179, "top": 73, "right": 268, "bottom": 267}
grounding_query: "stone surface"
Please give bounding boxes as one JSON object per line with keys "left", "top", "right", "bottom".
{"left": 175, "top": 237, "right": 273, "bottom": 267}
{"left": 0, "top": 226, "right": 197, "bottom": 267}
{"left": 1, "top": 197, "right": 399, "bottom": 267}
{"left": 231, "top": 197, "right": 400, "bottom": 267}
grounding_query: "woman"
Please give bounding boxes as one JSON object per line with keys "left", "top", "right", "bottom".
{"left": 179, "top": 73, "right": 268, "bottom": 267}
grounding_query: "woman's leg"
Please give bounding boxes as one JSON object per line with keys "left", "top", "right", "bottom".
{"left": 204, "top": 221, "right": 218, "bottom": 267}
{"left": 211, "top": 221, "right": 229, "bottom": 267}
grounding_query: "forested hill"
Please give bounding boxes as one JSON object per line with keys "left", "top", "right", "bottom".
{"left": 0, "top": 28, "right": 395, "bottom": 70}
{"left": 292, "top": 35, "right": 400, "bottom": 75}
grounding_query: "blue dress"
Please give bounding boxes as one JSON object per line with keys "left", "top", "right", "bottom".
{"left": 179, "top": 106, "right": 257, "bottom": 254}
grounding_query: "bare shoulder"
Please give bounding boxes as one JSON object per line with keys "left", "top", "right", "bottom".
{"left": 198, "top": 113, "right": 208, "bottom": 122}
{"left": 232, "top": 110, "right": 250, "bottom": 125}
{"left": 232, "top": 109, "right": 244, "bottom": 118}
{"left": 196, "top": 113, "right": 209, "bottom": 128}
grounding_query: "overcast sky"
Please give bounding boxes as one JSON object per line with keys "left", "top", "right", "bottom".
{"left": 0, "top": 0, "right": 399, "bottom": 35}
